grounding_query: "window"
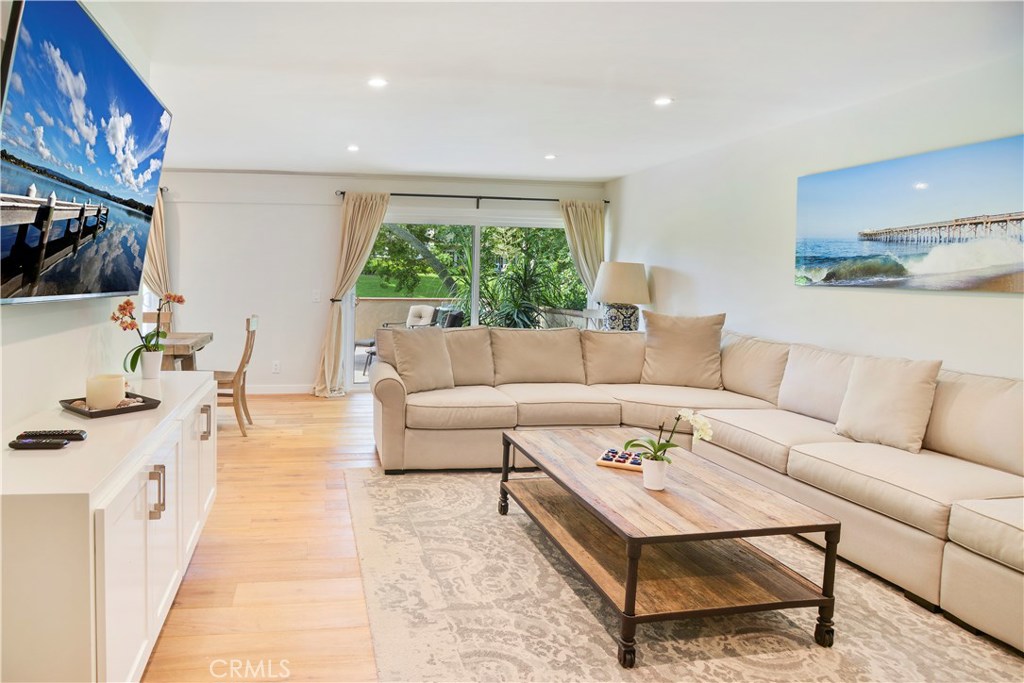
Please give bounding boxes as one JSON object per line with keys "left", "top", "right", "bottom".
{"left": 357, "top": 224, "right": 472, "bottom": 300}
{"left": 350, "top": 221, "right": 587, "bottom": 386}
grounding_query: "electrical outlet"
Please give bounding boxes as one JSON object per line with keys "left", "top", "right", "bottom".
{"left": 271, "top": 361, "right": 281, "bottom": 374}
{"left": 312, "top": 289, "right": 321, "bottom": 303}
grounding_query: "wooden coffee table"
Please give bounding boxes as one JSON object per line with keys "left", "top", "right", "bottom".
{"left": 498, "top": 427, "right": 841, "bottom": 668}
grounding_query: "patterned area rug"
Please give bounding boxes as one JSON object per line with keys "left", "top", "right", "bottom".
{"left": 346, "top": 470, "right": 1022, "bottom": 682}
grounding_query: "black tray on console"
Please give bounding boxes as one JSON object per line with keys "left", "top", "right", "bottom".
{"left": 59, "top": 392, "right": 161, "bottom": 418}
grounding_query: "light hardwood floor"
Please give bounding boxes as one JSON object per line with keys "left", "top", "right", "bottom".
{"left": 142, "top": 392, "right": 379, "bottom": 683}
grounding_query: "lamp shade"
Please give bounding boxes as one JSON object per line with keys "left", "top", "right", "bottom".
{"left": 592, "top": 261, "right": 650, "bottom": 304}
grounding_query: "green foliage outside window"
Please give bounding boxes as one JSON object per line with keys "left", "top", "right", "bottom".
{"left": 358, "top": 224, "right": 588, "bottom": 327}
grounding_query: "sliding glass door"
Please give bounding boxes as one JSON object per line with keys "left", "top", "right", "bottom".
{"left": 344, "top": 222, "right": 585, "bottom": 389}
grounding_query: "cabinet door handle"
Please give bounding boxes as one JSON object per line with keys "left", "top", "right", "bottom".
{"left": 200, "top": 404, "right": 212, "bottom": 441}
{"left": 149, "top": 464, "right": 166, "bottom": 520}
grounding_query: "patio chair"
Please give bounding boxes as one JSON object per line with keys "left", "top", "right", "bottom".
{"left": 381, "top": 304, "right": 437, "bottom": 329}
{"left": 441, "top": 310, "right": 465, "bottom": 327}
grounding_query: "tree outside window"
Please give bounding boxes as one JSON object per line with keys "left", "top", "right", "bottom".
{"left": 356, "top": 224, "right": 586, "bottom": 328}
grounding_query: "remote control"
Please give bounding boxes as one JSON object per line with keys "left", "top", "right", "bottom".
{"left": 9, "top": 438, "right": 70, "bottom": 450}
{"left": 17, "top": 429, "right": 87, "bottom": 441}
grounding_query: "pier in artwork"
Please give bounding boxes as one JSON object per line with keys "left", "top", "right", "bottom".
{"left": 858, "top": 211, "right": 1024, "bottom": 244}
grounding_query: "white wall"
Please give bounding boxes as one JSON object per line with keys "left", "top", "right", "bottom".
{"left": 0, "top": 1, "right": 155, "bottom": 425}
{"left": 160, "top": 171, "right": 604, "bottom": 392}
{"left": 607, "top": 54, "right": 1024, "bottom": 379}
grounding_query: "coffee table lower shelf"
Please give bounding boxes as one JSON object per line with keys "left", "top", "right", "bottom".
{"left": 501, "top": 477, "right": 835, "bottom": 667}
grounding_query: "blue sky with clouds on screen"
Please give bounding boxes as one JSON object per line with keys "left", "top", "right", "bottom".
{"left": 1, "top": 0, "right": 170, "bottom": 204}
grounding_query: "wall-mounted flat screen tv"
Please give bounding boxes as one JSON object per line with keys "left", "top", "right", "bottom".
{"left": 0, "top": 0, "right": 171, "bottom": 304}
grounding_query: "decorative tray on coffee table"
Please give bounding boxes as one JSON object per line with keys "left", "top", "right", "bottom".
{"left": 595, "top": 448, "right": 644, "bottom": 472}
{"left": 59, "top": 392, "right": 161, "bottom": 418}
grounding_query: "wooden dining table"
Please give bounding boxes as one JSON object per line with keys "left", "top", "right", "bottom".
{"left": 161, "top": 331, "right": 214, "bottom": 370}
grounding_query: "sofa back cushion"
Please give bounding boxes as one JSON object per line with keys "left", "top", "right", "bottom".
{"left": 641, "top": 311, "right": 725, "bottom": 389}
{"left": 923, "top": 370, "right": 1024, "bottom": 476}
{"left": 834, "top": 356, "right": 942, "bottom": 453}
{"left": 491, "top": 328, "right": 586, "bottom": 385}
{"left": 777, "top": 344, "right": 856, "bottom": 423}
{"left": 720, "top": 332, "right": 790, "bottom": 404}
{"left": 581, "top": 331, "right": 645, "bottom": 384}
{"left": 443, "top": 326, "right": 495, "bottom": 386}
{"left": 390, "top": 327, "right": 455, "bottom": 394}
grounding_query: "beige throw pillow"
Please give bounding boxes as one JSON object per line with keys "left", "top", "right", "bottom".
{"left": 834, "top": 356, "right": 942, "bottom": 453}
{"left": 374, "top": 327, "right": 396, "bottom": 365}
{"left": 640, "top": 311, "right": 725, "bottom": 389}
{"left": 776, "top": 344, "right": 856, "bottom": 423}
{"left": 581, "top": 331, "right": 645, "bottom": 385}
{"left": 720, "top": 331, "right": 790, "bottom": 404}
{"left": 443, "top": 327, "right": 495, "bottom": 386}
{"left": 391, "top": 327, "right": 455, "bottom": 394}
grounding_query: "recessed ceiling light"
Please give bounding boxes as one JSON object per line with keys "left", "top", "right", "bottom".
{"left": 544, "top": 154, "right": 557, "bottom": 160}
{"left": 347, "top": 144, "right": 359, "bottom": 152}
{"left": 368, "top": 77, "right": 388, "bottom": 88}
{"left": 653, "top": 96, "right": 673, "bottom": 107}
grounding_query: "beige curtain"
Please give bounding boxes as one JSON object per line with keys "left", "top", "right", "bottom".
{"left": 559, "top": 199, "right": 605, "bottom": 293}
{"left": 313, "top": 192, "right": 390, "bottom": 397}
{"left": 142, "top": 191, "right": 170, "bottom": 296}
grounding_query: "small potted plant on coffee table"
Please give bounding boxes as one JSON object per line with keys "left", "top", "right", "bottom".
{"left": 624, "top": 408, "right": 713, "bottom": 491}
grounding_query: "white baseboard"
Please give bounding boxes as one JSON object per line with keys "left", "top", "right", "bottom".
{"left": 246, "top": 384, "right": 315, "bottom": 395}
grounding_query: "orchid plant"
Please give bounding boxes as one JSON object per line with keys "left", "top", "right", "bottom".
{"left": 112, "top": 293, "right": 186, "bottom": 372}
{"left": 623, "top": 408, "right": 714, "bottom": 464}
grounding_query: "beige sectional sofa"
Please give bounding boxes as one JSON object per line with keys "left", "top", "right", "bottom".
{"left": 369, "top": 323, "right": 1024, "bottom": 651}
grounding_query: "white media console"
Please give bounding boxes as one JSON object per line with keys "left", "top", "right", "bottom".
{"left": 2, "top": 372, "right": 217, "bottom": 682}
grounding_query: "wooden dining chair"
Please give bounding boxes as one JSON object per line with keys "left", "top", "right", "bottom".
{"left": 215, "top": 315, "right": 258, "bottom": 436}
{"left": 142, "top": 311, "right": 173, "bottom": 332}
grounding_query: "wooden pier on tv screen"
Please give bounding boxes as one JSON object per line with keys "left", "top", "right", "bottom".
{"left": 1, "top": 192, "right": 110, "bottom": 298}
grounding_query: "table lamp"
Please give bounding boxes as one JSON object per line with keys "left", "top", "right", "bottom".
{"left": 592, "top": 261, "right": 650, "bottom": 331}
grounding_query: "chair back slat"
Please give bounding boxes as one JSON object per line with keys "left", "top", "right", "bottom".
{"left": 142, "top": 311, "right": 173, "bottom": 332}
{"left": 235, "top": 315, "right": 259, "bottom": 380}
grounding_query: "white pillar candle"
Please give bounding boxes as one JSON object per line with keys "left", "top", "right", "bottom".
{"left": 86, "top": 374, "right": 125, "bottom": 410}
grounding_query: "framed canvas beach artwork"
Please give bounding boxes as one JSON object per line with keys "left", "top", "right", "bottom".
{"left": 795, "top": 135, "right": 1023, "bottom": 293}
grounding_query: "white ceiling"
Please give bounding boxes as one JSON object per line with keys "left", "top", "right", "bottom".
{"left": 109, "top": 1, "right": 1022, "bottom": 182}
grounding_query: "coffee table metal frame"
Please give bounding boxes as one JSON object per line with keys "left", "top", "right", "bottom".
{"left": 497, "top": 429, "right": 841, "bottom": 668}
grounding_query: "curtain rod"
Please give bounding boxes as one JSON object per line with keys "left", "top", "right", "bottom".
{"left": 334, "top": 190, "right": 608, "bottom": 209}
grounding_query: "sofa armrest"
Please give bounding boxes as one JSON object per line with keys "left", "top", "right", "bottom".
{"left": 369, "top": 361, "right": 407, "bottom": 471}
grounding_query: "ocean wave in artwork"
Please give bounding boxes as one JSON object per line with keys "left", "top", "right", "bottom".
{"left": 795, "top": 238, "right": 1024, "bottom": 290}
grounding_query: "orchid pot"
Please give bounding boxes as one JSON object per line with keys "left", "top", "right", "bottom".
{"left": 642, "top": 459, "right": 669, "bottom": 491}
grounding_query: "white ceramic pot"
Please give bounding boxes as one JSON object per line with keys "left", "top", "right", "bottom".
{"left": 141, "top": 350, "right": 163, "bottom": 380}
{"left": 642, "top": 459, "right": 669, "bottom": 491}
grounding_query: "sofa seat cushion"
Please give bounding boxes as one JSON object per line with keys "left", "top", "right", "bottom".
{"left": 592, "top": 384, "right": 772, "bottom": 431}
{"left": 406, "top": 386, "right": 517, "bottom": 430}
{"left": 700, "top": 409, "right": 852, "bottom": 473}
{"left": 788, "top": 442, "right": 1024, "bottom": 539}
{"left": 496, "top": 383, "right": 621, "bottom": 426}
{"left": 948, "top": 498, "right": 1024, "bottom": 572}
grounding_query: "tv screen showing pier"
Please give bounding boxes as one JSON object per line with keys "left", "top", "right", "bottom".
{"left": 0, "top": 0, "right": 171, "bottom": 304}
